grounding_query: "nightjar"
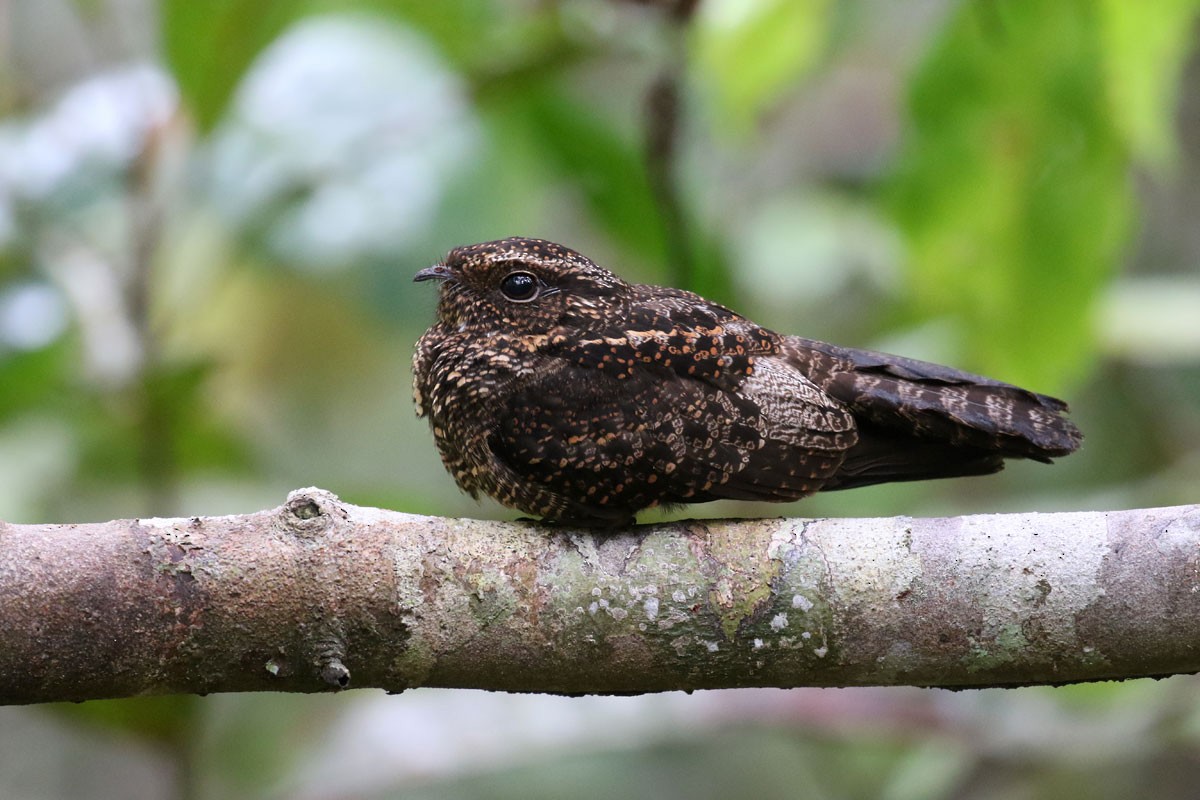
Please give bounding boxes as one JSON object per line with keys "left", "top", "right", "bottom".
{"left": 413, "top": 237, "right": 1081, "bottom": 527}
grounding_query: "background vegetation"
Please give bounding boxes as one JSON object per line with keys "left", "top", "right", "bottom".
{"left": 2, "top": 0, "right": 1199, "bottom": 797}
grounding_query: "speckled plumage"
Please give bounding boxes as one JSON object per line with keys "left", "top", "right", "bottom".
{"left": 413, "top": 237, "right": 1081, "bottom": 527}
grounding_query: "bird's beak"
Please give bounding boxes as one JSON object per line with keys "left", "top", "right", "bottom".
{"left": 414, "top": 264, "right": 453, "bottom": 283}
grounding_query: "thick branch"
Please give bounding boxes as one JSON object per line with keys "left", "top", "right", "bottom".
{"left": 2, "top": 490, "right": 1198, "bottom": 704}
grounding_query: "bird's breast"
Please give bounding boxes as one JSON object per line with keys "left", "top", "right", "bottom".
{"left": 415, "top": 329, "right": 550, "bottom": 424}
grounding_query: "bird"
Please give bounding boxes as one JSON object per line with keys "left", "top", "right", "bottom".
{"left": 412, "top": 237, "right": 1081, "bottom": 528}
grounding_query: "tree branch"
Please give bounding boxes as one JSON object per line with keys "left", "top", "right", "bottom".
{"left": 2, "top": 489, "right": 1197, "bottom": 704}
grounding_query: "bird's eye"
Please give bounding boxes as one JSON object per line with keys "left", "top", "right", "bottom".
{"left": 499, "top": 271, "right": 539, "bottom": 302}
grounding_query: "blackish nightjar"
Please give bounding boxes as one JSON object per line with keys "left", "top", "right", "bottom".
{"left": 413, "top": 237, "right": 1081, "bottom": 527}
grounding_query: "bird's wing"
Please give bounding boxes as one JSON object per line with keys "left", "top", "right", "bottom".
{"left": 493, "top": 363, "right": 852, "bottom": 515}
{"left": 561, "top": 287, "right": 777, "bottom": 393}
{"left": 490, "top": 299, "right": 857, "bottom": 519}
{"left": 783, "top": 336, "right": 1082, "bottom": 460}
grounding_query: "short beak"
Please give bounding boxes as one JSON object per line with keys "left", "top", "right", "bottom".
{"left": 414, "top": 264, "right": 452, "bottom": 283}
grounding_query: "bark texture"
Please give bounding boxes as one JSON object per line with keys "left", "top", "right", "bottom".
{"left": 1, "top": 489, "right": 1198, "bottom": 704}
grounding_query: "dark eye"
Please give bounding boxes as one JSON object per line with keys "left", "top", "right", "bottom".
{"left": 499, "top": 271, "right": 539, "bottom": 302}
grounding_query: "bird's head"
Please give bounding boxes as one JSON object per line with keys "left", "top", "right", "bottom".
{"left": 414, "top": 237, "right": 630, "bottom": 334}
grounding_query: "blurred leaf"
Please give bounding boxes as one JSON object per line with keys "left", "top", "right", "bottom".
{"left": 475, "top": 77, "right": 734, "bottom": 299}
{"left": 162, "top": 0, "right": 308, "bottom": 131}
{"left": 53, "top": 695, "right": 201, "bottom": 748}
{"left": 397, "top": 725, "right": 947, "bottom": 800}
{"left": 163, "top": 0, "right": 503, "bottom": 130}
{"left": 199, "top": 694, "right": 346, "bottom": 795}
{"left": 75, "top": 360, "right": 254, "bottom": 485}
{"left": 888, "top": 0, "right": 1133, "bottom": 392}
{"left": 339, "top": 0, "right": 500, "bottom": 66}
{"left": 684, "top": 228, "right": 736, "bottom": 303}
{"left": 0, "top": 342, "right": 71, "bottom": 420}
{"left": 881, "top": 740, "right": 971, "bottom": 800}
{"left": 483, "top": 82, "right": 668, "bottom": 263}
{"left": 1098, "top": 0, "right": 1200, "bottom": 169}
{"left": 146, "top": 360, "right": 257, "bottom": 475}
{"left": 694, "top": 0, "right": 833, "bottom": 136}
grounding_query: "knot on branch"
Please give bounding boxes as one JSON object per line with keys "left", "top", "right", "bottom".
{"left": 313, "top": 631, "right": 351, "bottom": 690}
{"left": 320, "top": 658, "right": 351, "bottom": 689}
{"left": 281, "top": 488, "right": 345, "bottom": 537}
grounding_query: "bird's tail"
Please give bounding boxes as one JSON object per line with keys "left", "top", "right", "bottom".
{"left": 782, "top": 337, "right": 1082, "bottom": 490}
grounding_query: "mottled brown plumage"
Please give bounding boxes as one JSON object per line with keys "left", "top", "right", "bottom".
{"left": 412, "top": 237, "right": 1081, "bottom": 527}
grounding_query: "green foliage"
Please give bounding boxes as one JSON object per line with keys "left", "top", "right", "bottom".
{"left": 340, "top": 0, "right": 500, "bottom": 67}
{"left": 488, "top": 84, "right": 669, "bottom": 264}
{"left": 53, "top": 696, "right": 202, "bottom": 748}
{"left": 889, "top": 0, "right": 1136, "bottom": 391}
{"left": 163, "top": 0, "right": 503, "bottom": 130}
{"left": 0, "top": 341, "right": 71, "bottom": 420}
{"left": 1099, "top": 0, "right": 1200, "bottom": 168}
{"left": 694, "top": 0, "right": 834, "bottom": 136}
{"left": 397, "top": 726, "right": 972, "bottom": 800}
{"left": 73, "top": 360, "right": 255, "bottom": 485}
{"left": 162, "top": 0, "right": 307, "bottom": 130}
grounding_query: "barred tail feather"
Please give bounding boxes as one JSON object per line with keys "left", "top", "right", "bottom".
{"left": 783, "top": 337, "right": 1082, "bottom": 490}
